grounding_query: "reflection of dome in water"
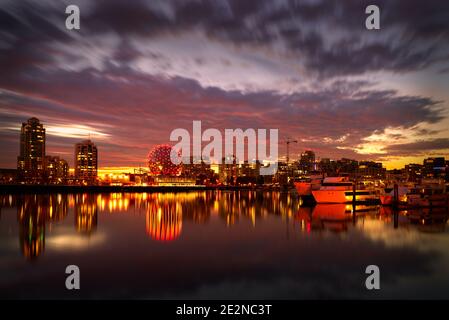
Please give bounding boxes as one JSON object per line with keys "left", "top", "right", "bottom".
{"left": 146, "top": 202, "right": 182, "bottom": 242}
{"left": 148, "top": 144, "right": 181, "bottom": 176}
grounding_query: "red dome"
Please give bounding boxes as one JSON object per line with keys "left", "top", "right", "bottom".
{"left": 148, "top": 144, "right": 181, "bottom": 176}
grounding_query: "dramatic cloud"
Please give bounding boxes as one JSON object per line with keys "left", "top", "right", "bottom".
{"left": 0, "top": 0, "right": 448, "bottom": 168}
{"left": 385, "top": 138, "right": 449, "bottom": 156}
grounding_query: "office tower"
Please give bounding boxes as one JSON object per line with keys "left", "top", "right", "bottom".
{"left": 17, "top": 117, "right": 46, "bottom": 181}
{"left": 75, "top": 140, "right": 98, "bottom": 183}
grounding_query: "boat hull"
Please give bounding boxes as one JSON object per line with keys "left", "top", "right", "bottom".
{"left": 312, "top": 190, "right": 378, "bottom": 204}
{"left": 294, "top": 182, "right": 312, "bottom": 196}
{"left": 380, "top": 195, "right": 393, "bottom": 206}
{"left": 407, "top": 194, "right": 449, "bottom": 208}
{"left": 312, "top": 190, "right": 347, "bottom": 203}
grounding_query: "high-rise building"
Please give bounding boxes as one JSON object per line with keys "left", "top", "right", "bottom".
{"left": 74, "top": 140, "right": 98, "bottom": 183}
{"left": 17, "top": 117, "right": 46, "bottom": 181}
{"left": 299, "top": 150, "right": 316, "bottom": 173}
{"left": 44, "top": 156, "right": 69, "bottom": 183}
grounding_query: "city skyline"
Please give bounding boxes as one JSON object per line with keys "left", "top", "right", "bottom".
{"left": 2, "top": 1, "right": 449, "bottom": 303}
{"left": 1, "top": 1, "right": 449, "bottom": 170}
{"left": 4, "top": 116, "right": 449, "bottom": 174}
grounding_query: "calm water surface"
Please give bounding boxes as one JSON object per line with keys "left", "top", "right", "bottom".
{"left": 1, "top": 191, "right": 449, "bottom": 299}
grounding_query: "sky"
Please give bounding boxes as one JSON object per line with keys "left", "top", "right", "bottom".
{"left": 1, "top": 0, "right": 449, "bottom": 170}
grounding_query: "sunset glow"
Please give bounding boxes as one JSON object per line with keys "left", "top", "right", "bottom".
{"left": 0, "top": 0, "right": 448, "bottom": 170}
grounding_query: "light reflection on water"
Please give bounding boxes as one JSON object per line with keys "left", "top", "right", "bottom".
{"left": 0, "top": 191, "right": 448, "bottom": 299}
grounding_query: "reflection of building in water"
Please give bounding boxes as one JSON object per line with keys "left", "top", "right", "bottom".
{"left": 74, "top": 194, "right": 98, "bottom": 234}
{"left": 96, "top": 193, "right": 130, "bottom": 212}
{"left": 177, "top": 192, "right": 211, "bottom": 223}
{"left": 93, "top": 192, "right": 212, "bottom": 222}
{"left": 17, "top": 196, "right": 45, "bottom": 259}
{"left": 407, "top": 208, "right": 448, "bottom": 233}
{"left": 45, "top": 194, "right": 69, "bottom": 222}
{"left": 16, "top": 194, "right": 69, "bottom": 259}
{"left": 18, "top": 204, "right": 45, "bottom": 259}
{"left": 146, "top": 199, "right": 182, "bottom": 242}
{"left": 217, "top": 191, "right": 297, "bottom": 226}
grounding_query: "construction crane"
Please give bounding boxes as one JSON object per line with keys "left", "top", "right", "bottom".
{"left": 284, "top": 137, "right": 298, "bottom": 164}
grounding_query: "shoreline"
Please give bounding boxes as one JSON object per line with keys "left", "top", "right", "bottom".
{"left": 0, "top": 184, "right": 287, "bottom": 194}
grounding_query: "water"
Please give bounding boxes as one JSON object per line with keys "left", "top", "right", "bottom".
{"left": 0, "top": 191, "right": 449, "bottom": 299}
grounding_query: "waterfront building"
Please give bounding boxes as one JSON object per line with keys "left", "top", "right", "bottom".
{"left": 318, "top": 157, "right": 358, "bottom": 176}
{"left": 154, "top": 176, "right": 197, "bottom": 186}
{"left": 17, "top": 117, "right": 46, "bottom": 181}
{"left": 0, "top": 168, "right": 17, "bottom": 184}
{"left": 357, "top": 161, "right": 385, "bottom": 179}
{"left": 74, "top": 140, "right": 98, "bottom": 184}
{"left": 181, "top": 156, "right": 215, "bottom": 184}
{"left": 319, "top": 158, "right": 334, "bottom": 175}
{"left": 274, "top": 161, "right": 289, "bottom": 184}
{"left": 219, "top": 155, "right": 238, "bottom": 185}
{"left": 423, "top": 157, "right": 446, "bottom": 179}
{"left": 405, "top": 164, "right": 423, "bottom": 182}
{"left": 299, "top": 150, "right": 316, "bottom": 173}
{"left": 238, "top": 160, "right": 259, "bottom": 178}
{"left": 236, "top": 160, "right": 262, "bottom": 185}
{"left": 386, "top": 169, "right": 405, "bottom": 182}
{"left": 44, "top": 156, "right": 69, "bottom": 183}
{"left": 337, "top": 158, "right": 359, "bottom": 176}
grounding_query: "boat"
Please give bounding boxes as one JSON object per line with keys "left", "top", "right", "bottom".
{"left": 380, "top": 185, "right": 409, "bottom": 206}
{"left": 407, "top": 208, "right": 448, "bottom": 233}
{"left": 406, "top": 184, "right": 448, "bottom": 208}
{"left": 293, "top": 173, "right": 323, "bottom": 196}
{"left": 293, "top": 173, "right": 323, "bottom": 199}
{"left": 311, "top": 176, "right": 379, "bottom": 204}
